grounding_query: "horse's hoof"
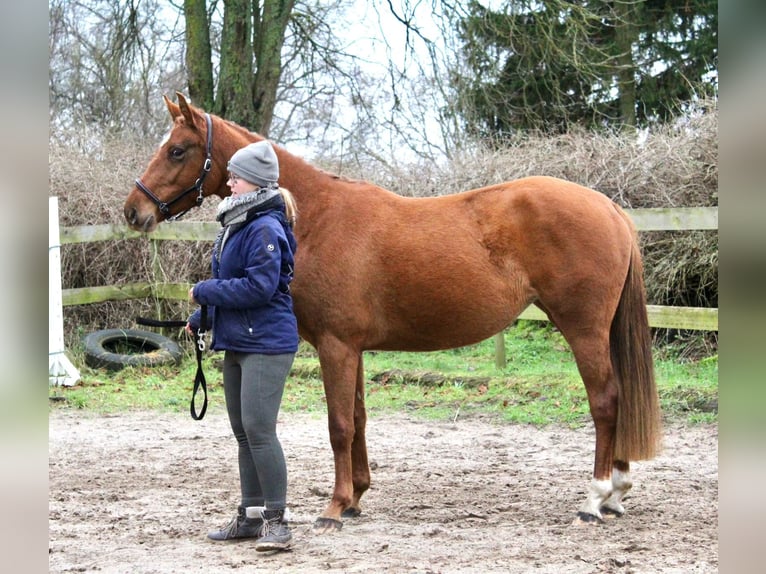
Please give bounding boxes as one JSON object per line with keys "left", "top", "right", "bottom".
{"left": 600, "top": 506, "right": 624, "bottom": 519}
{"left": 313, "top": 517, "right": 343, "bottom": 532}
{"left": 341, "top": 507, "right": 362, "bottom": 518}
{"left": 573, "top": 512, "right": 604, "bottom": 525}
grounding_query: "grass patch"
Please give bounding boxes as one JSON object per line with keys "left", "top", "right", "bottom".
{"left": 51, "top": 322, "right": 717, "bottom": 427}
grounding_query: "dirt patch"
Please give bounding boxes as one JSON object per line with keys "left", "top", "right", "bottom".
{"left": 49, "top": 409, "right": 717, "bottom": 573}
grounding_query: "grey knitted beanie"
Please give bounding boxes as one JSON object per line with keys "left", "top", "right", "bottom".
{"left": 227, "top": 141, "right": 279, "bottom": 187}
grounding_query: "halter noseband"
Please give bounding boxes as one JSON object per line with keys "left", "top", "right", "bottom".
{"left": 134, "top": 113, "right": 213, "bottom": 222}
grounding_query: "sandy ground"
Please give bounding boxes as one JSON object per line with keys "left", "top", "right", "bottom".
{"left": 49, "top": 409, "right": 717, "bottom": 573}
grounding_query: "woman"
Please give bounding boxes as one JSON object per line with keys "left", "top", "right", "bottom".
{"left": 186, "top": 140, "right": 298, "bottom": 551}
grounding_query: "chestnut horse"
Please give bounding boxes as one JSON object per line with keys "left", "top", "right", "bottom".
{"left": 124, "top": 93, "right": 661, "bottom": 531}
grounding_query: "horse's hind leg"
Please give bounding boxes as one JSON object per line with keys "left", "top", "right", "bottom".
{"left": 557, "top": 327, "right": 620, "bottom": 524}
{"left": 343, "top": 354, "right": 371, "bottom": 518}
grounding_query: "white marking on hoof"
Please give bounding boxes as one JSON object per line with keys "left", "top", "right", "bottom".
{"left": 601, "top": 468, "right": 632, "bottom": 516}
{"left": 578, "top": 478, "right": 612, "bottom": 520}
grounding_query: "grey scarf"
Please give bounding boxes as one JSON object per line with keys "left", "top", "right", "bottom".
{"left": 216, "top": 187, "right": 281, "bottom": 226}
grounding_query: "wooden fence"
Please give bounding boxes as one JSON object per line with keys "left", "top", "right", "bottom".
{"left": 59, "top": 206, "right": 718, "bottom": 366}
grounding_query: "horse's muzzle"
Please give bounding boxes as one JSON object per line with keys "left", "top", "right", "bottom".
{"left": 124, "top": 205, "right": 157, "bottom": 232}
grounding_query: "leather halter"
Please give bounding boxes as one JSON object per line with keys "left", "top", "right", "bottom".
{"left": 134, "top": 113, "right": 213, "bottom": 221}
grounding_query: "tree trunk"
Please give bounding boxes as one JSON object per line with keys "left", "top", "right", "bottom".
{"left": 217, "top": 0, "right": 256, "bottom": 127}
{"left": 614, "top": 0, "right": 638, "bottom": 130}
{"left": 183, "top": 0, "right": 295, "bottom": 135}
{"left": 252, "top": 0, "right": 295, "bottom": 136}
{"left": 184, "top": 0, "right": 214, "bottom": 110}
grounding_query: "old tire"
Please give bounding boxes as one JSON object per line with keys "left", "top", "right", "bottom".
{"left": 83, "top": 329, "right": 183, "bottom": 371}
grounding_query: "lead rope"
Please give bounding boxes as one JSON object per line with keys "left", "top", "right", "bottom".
{"left": 135, "top": 310, "right": 208, "bottom": 420}
{"left": 190, "top": 305, "right": 208, "bottom": 420}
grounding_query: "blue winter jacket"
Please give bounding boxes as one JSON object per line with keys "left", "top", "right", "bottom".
{"left": 187, "top": 203, "right": 299, "bottom": 354}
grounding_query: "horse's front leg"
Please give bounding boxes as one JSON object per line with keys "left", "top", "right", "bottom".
{"left": 343, "top": 353, "right": 370, "bottom": 518}
{"left": 313, "top": 338, "right": 363, "bottom": 532}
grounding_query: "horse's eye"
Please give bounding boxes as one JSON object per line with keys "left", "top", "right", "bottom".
{"left": 168, "top": 146, "right": 185, "bottom": 160}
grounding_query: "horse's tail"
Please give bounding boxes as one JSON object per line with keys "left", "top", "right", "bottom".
{"left": 611, "top": 217, "right": 662, "bottom": 462}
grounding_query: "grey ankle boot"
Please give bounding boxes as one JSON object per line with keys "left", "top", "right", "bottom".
{"left": 207, "top": 506, "right": 264, "bottom": 541}
{"left": 255, "top": 508, "right": 292, "bottom": 551}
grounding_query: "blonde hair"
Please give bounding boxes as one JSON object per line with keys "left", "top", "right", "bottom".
{"left": 278, "top": 187, "right": 298, "bottom": 227}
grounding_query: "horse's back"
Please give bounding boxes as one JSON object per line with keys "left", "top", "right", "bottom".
{"left": 463, "top": 175, "right": 620, "bottom": 217}
{"left": 394, "top": 175, "right": 626, "bottom": 235}
{"left": 417, "top": 175, "right": 633, "bottom": 275}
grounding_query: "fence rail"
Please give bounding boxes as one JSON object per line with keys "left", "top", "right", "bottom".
{"left": 59, "top": 206, "right": 718, "bottom": 245}
{"left": 59, "top": 206, "right": 718, "bottom": 367}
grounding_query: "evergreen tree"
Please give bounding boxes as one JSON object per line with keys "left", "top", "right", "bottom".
{"left": 635, "top": 0, "right": 718, "bottom": 124}
{"left": 449, "top": 0, "right": 717, "bottom": 138}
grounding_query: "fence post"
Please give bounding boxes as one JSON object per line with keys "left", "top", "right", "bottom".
{"left": 49, "top": 197, "right": 81, "bottom": 386}
{"left": 494, "top": 332, "right": 506, "bottom": 369}
{"left": 150, "top": 237, "right": 167, "bottom": 333}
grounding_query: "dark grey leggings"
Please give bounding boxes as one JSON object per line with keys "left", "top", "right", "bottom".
{"left": 221, "top": 351, "right": 295, "bottom": 510}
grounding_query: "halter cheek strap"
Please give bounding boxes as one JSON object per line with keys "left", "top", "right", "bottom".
{"left": 134, "top": 113, "right": 213, "bottom": 221}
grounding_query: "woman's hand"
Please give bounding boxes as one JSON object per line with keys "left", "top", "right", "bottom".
{"left": 187, "top": 286, "right": 198, "bottom": 334}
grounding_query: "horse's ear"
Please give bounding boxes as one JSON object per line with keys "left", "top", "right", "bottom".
{"left": 163, "top": 94, "right": 181, "bottom": 120}
{"left": 175, "top": 92, "right": 198, "bottom": 131}
{"left": 176, "top": 91, "right": 189, "bottom": 106}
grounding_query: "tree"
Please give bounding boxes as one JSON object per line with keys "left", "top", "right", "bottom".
{"left": 49, "top": 0, "right": 184, "bottom": 140}
{"left": 184, "top": 0, "right": 214, "bottom": 111}
{"left": 185, "top": 0, "right": 295, "bottom": 134}
{"left": 446, "top": 0, "right": 718, "bottom": 138}
{"left": 252, "top": 0, "right": 295, "bottom": 133}
{"left": 613, "top": 0, "right": 639, "bottom": 129}
{"left": 634, "top": 0, "right": 718, "bottom": 124}
{"left": 48, "top": 0, "right": 396, "bottom": 161}
{"left": 449, "top": 1, "right": 615, "bottom": 137}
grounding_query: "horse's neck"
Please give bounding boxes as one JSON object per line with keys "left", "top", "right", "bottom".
{"left": 205, "top": 123, "right": 258, "bottom": 199}
{"left": 276, "top": 153, "right": 325, "bottom": 192}
{"left": 213, "top": 117, "right": 339, "bottom": 216}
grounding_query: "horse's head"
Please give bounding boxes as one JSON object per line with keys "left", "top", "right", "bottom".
{"left": 124, "top": 92, "right": 223, "bottom": 232}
